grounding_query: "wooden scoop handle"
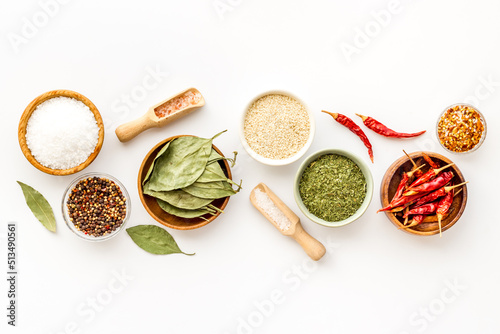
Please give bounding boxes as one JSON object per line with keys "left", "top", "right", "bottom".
{"left": 115, "top": 113, "right": 158, "bottom": 142}
{"left": 291, "top": 224, "right": 326, "bottom": 261}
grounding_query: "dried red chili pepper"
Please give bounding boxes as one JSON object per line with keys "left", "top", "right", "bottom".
{"left": 378, "top": 192, "right": 429, "bottom": 213}
{"left": 412, "top": 182, "right": 467, "bottom": 207}
{"left": 408, "top": 163, "right": 454, "bottom": 189}
{"left": 436, "top": 185, "right": 458, "bottom": 237}
{"left": 403, "top": 202, "right": 439, "bottom": 218}
{"left": 390, "top": 164, "right": 426, "bottom": 205}
{"left": 322, "top": 111, "right": 374, "bottom": 163}
{"left": 403, "top": 150, "right": 425, "bottom": 178}
{"left": 356, "top": 114, "right": 426, "bottom": 138}
{"left": 402, "top": 214, "right": 426, "bottom": 229}
{"left": 404, "top": 171, "right": 454, "bottom": 196}
{"left": 421, "top": 152, "right": 440, "bottom": 169}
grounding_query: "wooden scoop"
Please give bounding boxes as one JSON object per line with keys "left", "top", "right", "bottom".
{"left": 250, "top": 183, "right": 326, "bottom": 261}
{"left": 115, "top": 87, "right": 205, "bottom": 142}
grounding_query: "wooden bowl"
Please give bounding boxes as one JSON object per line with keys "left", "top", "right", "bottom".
{"left": 380, "top": 152, "right": 467, "bottom": 236}
{"left": 138, "top": 135, "right": 232, "bottom": 230}
{"left": 18, "top": 90, "right": 105, "bottom": 175}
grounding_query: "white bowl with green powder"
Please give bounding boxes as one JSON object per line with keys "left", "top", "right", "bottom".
{"left": 240, "top": 90, "right": 315, "bottom": 166}
{"left": 294, "top": 149, "right": 373, "bottom": 227}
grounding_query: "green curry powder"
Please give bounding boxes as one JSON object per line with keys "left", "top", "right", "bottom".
{"left": 299, "top": 154, "right": 366, "bottom": 222}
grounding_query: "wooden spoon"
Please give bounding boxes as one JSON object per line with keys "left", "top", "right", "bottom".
{"left": 250, "top": 183, "right": 326, "bottom": 261}
{"left": 115, "top": 87, "right": 205, "bottom": 142}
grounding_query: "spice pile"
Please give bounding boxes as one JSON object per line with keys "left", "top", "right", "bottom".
{"left": 437, "top": 104, "right": 485, "bottom": 153}
{"left": 299, "top": 154, "right": 367, "bottom": 222}
{"left": 379, "top": 153, "right": 467, "bottom": 236}
{"left": 66, "top": 176, "right": 127, "bottom": 237}
{"left": 25, "top": 97, "right": 99, "bottom": 170}
{"left": 244, "top": 94, "right": 310, "bottom": 160}
{"left": 154, "top": 90, "right": 202, "bottom": 118}
{"left": 142, "top": 131, "right": 240, "bottom": 221}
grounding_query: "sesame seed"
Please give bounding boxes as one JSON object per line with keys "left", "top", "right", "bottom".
{"left": 243, "top": 94, "right": 310, "bottom": 160}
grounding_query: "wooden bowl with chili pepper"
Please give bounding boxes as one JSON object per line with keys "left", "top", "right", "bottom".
{"left": 380, "top": 152, "right": 467, "bottom": 236}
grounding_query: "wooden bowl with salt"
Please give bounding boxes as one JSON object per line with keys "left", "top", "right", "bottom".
{"left": 137, "top": 135, "right": 231, "bottom": 231}
{"left": 380, "top": 152, "right": 467, "bottom": 236}
{"left": 18, "top": 90, "right": 105, "bottom": 176}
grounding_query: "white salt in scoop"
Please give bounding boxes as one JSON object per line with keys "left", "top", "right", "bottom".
{"left": 250, "top": 183, "right": 326, "bottom": 261}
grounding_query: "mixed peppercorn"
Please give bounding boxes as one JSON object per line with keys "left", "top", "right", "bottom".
{"left": 66, "top": 177, "right": 127, "bottom": 237}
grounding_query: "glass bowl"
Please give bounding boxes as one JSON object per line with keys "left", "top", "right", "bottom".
{"left": 436, "top": 103, "right": 487, "bottom": 154}
{"left": 62, "top": 172, "right": 131, "bottom": 242}
{"left": 239, "top": 90, "right": 315, "bottom": 166}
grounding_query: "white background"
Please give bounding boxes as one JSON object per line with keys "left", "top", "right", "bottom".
{"left": 1, "top": 0, "right": 499, "bottom": 333}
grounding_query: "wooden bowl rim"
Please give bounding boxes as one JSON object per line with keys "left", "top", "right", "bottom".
{"left": 380, "top": 151, "right": 467, "bottom": 236}
{"left": 18, "top": 89, "right": 105, "bottom": 176}
{"left": 137, "top": 135, "right": 232, "bottom": 230}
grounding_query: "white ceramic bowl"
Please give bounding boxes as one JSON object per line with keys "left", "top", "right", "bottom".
{"left": 240, "top": 90, "right": 315, "bottom": 166}
{"left": 294, "top": 149, "right": 373, "bottom": 227}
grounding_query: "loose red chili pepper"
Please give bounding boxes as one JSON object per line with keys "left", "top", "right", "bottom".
{"left": 412, "top": 182, "right": 467, "bottom": 207}
{"left": 403, "top": 202, "right": 439, "bottom": 218}
{"left": 356, "top": 114, "right": 426, "bottom": 138}
{"left": 422, "top": 152, "right": 440, "bottom": 169}
{"left": 408, "top": 163, "right": 455, "bottom": 189}
{"left": 404, "top": 171, "right": 454, "bottom": 196}
{"left": 322, "top": 111, "right": 374, "bottom": 163}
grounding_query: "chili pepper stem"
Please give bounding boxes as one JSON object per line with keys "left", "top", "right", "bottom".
{"left": 408, "top": 164, "right": 425, "bottom": 177}
{"left": 399, "top": 219, "right": 419, "bottom": 229}
{"left": 444, "top": 181, "right": 468, "bottom": 192}
{"left": 355, "top": 113, "right": 368, "bottom": 122}
{"left": 403, "top": 207, "right": 409, "bottom": 226}
{"left": 437, "top": 214, "right": 444, "bottom": 237}
{"left": 403, "top": 150, "right": 418, "bottom": 169}
{"left": 321, "top": 110, "right": 338, "bottom": 119}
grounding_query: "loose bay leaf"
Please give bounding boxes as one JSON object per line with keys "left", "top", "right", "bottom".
{"left": 148, "top": 136, "right": 213, "bottom": 191}
{"left": 156, "top": 199, "right": 215, "bottom": 219}
{"left": 17, "top": 181, "right": 56, "bottom": 232}
{"left": 126, "top": 225, "right": 194, "bottom": 255}
{"left": 143, "top": 141, "right": 170, "bottom": 185}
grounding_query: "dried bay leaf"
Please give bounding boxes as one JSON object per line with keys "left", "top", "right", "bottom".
{"left": 183, "top": 181, "right": 237, "bottom": 199}
{"left": 156, "top": 199, "right": 215, "bottom": 219}
{"left": 144, "top": 182, "right": 213, "bottom": 209}
{"left": 143, "top": 141, "right": 170, "bottom": 185}
{"left": 147, "top": 136, "right": 213, "bottom": 191}
{"left": 126, "top": 225, "right": 194, "bottom": 255}
{"left": 17, "top": 181, "right": 56, "bottom": 232}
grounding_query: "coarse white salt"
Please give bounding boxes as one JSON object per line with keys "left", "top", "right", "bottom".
{"left": 25, "top": 97, "right": 100, "bottom": 170}
{"left": 254, "top": 188, "right": 291, "bottom": 231}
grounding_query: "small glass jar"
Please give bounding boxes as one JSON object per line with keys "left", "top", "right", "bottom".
{"left": 62, "top": 172, "right": 131, "bottom": 242}
{"left": 436, "top": 103, "right": 487, "bottom": 154}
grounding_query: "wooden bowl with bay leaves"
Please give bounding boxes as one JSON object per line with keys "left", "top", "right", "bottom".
{"left": 138, "top": 135, "right": 232, "bottom": 230}
{"left": 18, "top": 89, "right": 105, "bottom": 176}
{"left": 380, "top": 152, "right": 467, "bottom": 236}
